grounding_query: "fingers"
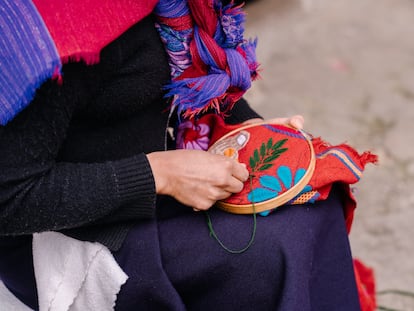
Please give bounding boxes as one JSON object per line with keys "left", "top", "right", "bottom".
{"left": 241, "top": 118, "right": 264, "bottom": 125}
{"left": 267, "top": 114, "right": 305, "bottom": 130}
{"left": 192, "top": 188, "right": 231, "bottom": 212}
{"left": 191, "top": 159, "right": 247, "bottom": 211}
{"left": 241, "top": 115, "right": 305, "bottom": 129}
{"left": 231, "top": 162, "right": 249, "bottom": 183}
{"left": 289, "top": 115, "right": 305, "bottom": 129}
{"left": 225, "top": 176, "right": 245, "bottom": 194}
{"left": 218, "top": 158, "right": 248, "bottom": 194}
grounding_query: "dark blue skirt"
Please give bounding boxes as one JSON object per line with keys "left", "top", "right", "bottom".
{"left": 0, "top": 234, "right": 38, "bottom": 309}
{"left": 113, "top": 186, "right": 361, "bottom": 311}
{"left": 0, "top": 186, "right": 361, "bottom": 311}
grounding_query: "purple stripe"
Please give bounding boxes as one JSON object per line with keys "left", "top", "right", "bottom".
{"left": 317, "top": 149, "right": 362, "bottom": 179}
{"left": 263, "top": 125, "right": 307, "bottom": 140}
{"left": 194, "top": 26, "right": 218, "bottom": 68}
{"left": 166, "top": 73, "right": 230, "bottom": 114}
{"left": 0, "top": 0, "right": 61, "bottom": 125}
{"left": 225, "top": 48, "right": 250, "bottom": 90}
{"left": 154, "top": 0, "right": 189, "bottom": 18}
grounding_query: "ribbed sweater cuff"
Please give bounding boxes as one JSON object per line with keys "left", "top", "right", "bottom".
{"left": 112, "top": 154, "right": 156, "bottom": 217}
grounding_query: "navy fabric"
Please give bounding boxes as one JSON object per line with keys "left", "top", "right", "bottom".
{"left": 113, "top": 186, "right": 361, "bottom": 311}
{"left": 0, "top": 187, "right": 361, "bottom": 311}
{"left": 0, "top": 186, "right": 360, "bottom": 311}
{"left": 0, "top": 235, "right": 38, "bottom": 310}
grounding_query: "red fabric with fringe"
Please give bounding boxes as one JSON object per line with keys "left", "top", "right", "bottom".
{"left": 203, "top": 114, "right": 378, "bottom": 232}
{"left": 305, "top": 137, "right": 378, "bottom": 233}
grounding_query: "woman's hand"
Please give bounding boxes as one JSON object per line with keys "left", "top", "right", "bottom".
{"left": 242, "top": 115, "right": 305, "bottom": 130}
{"left": 147, "top": 150, "right": 249, "bottom": 211}
{"left": 147, "top": 115, "right": 304, "bottom": 211}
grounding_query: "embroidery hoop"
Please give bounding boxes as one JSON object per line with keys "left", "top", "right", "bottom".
{"left": 208, "top": 122, "right": 316, "bottom": 214}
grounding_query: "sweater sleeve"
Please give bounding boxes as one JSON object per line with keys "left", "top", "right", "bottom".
{"left": 224, "top": 97, "right": 263, "bottom": 124}
{"left": 0, "top": 74, "right": 156, "bottom": 236}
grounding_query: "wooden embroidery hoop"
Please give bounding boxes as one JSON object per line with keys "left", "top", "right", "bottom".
{"left": 208, "top": 122, "right": 316, "bottom": 214}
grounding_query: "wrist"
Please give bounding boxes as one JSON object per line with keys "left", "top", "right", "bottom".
{"left": 146, "top": 151, "right": 169, "bottom": 195}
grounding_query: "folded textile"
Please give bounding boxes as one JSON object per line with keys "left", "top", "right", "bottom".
{"left": 32, "top": 232, "right": 128, "bottom": 311}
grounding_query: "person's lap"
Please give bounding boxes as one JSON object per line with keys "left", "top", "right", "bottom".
{"left": 0, "top": 186, "right": 360, "bottom": 311}
{"left": 114, "top": 185, "right": 361, "bottom": 311}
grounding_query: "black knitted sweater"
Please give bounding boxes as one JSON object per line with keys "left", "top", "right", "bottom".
{"left": 0, "top": 15, "right": 261, "bottom": 251}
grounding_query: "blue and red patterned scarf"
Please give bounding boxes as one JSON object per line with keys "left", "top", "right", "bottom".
{"left": 155, "top": 0, "right": 258, "bottom": 119}
{"left": 0, "top": 0, "right": 258, "bottom": 126}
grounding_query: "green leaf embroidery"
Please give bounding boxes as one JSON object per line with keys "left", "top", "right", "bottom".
{"left": 263, "top": 153, "right": 280, "bottom": 163}
{"left": 254, "top": 149, "right": 259, "bottom": 162}
{"left": 249, "top": 138, "right": 288, "bottom": 172}
{"left": 258, "top": 164, "right": 273, "bottom": 171}
{"left": 267, "top": 137, "right": 273, "bottom": 149}
{"left": 272, "top": 138, "right": 287, "bottom": 150}
{"left": 260, "top": 143, "right": 266, "bottom": 157}
{"left": 249, "top": 157, "right": 255, "bottom": 169}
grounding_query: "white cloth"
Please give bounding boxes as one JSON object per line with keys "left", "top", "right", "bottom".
{"left": 32, "top": 232, "right": 128, "bottom": 311}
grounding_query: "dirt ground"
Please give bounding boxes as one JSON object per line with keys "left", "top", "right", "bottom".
{"left": 244, "top": 0, "right": 414, "bottom": 309}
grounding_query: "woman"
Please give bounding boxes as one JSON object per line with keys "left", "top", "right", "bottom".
{"left": 0, "top": 0, "right": 363, "bottom": 310}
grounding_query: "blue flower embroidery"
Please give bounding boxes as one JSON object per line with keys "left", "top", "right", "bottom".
{"left": 247, "top": 166, "right": 312, "bottom": 216}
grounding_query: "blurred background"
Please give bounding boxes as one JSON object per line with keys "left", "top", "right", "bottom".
{"left": 243, "top": 0, "right": 414, "bottom": 309}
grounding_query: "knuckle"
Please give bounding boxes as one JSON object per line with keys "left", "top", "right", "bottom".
{"left": 209, "top": 188, "right": 222, "bottom": 200}
{"left": 236, "top": 181, "right": 245, "bottom": 193}
{"left": 194, "top": 198, "right": 212, "bottom": 211}
{"left": 221, "top": 158, "right": 233, "bottom": 171}
{"left": 229, "top": 182, "right": 242, "bottom": 194}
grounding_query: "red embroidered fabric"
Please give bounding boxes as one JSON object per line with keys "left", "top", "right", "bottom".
{"left": 200, "top": 114, "right": 377, "bottom": 231}
{"left": 205, "top": 114, "right": 378, "bottom": 310}
{"left": 209, "top": 122, "right": 314, "bottom": 213}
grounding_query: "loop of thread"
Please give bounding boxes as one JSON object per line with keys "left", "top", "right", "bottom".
{"left": 205, "top": 174, "right": 257, "bottom": 254}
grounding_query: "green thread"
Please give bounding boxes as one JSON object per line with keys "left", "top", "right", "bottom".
{"left": 377, "top": 289, "right": 414, "bottom": 299}
{"left": 205, "top": 174, "right": 257, "bottom": 254}
{"left": 377, "top": 307, "right": 404, "bottom": 311}
{"left": 377, "top": 289, "right": 414, "bottom": 311}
